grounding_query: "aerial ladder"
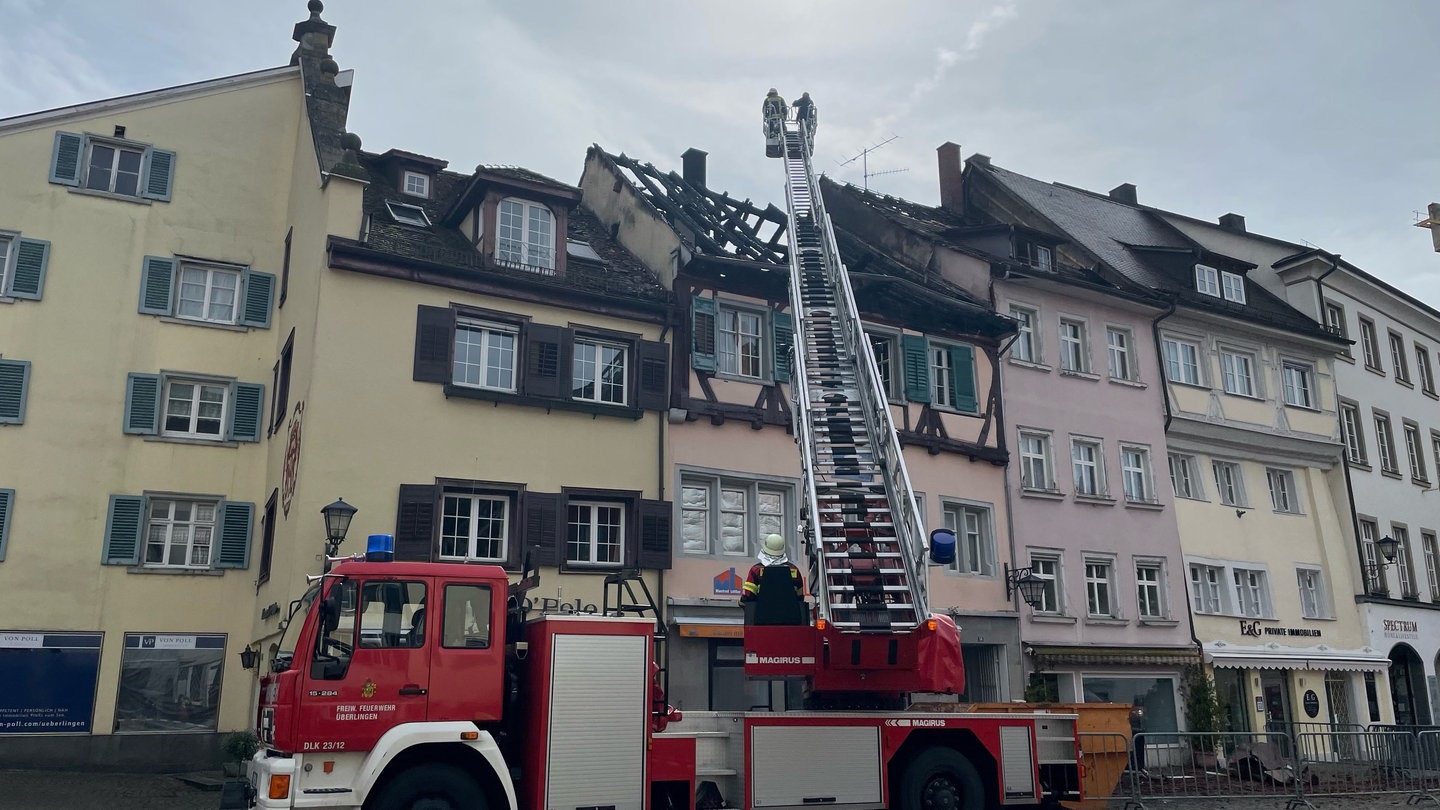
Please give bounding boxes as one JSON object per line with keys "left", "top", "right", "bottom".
{"left": 745, "top": 115, "right": 961, "bottom": 697}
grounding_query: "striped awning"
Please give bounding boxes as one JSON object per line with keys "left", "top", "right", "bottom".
{"left": 1027, "top": 645, "right": 1198, "bottom": 667}
{"left": 1206, "top": 648, "right": 1390, "bottom": 673}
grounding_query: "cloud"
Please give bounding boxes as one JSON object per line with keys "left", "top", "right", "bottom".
{"left": 0, "top": 4, "right": 120, "bottom": 115}
{"left": 962, "top": 0, "right": 1019, "bottom": 55}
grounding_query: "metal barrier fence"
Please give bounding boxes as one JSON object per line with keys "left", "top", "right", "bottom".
{"left": 1076, "top": 727, "right": 1440, "bottom": 809}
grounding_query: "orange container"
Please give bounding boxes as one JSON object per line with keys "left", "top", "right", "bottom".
{"left": 969, "top": 702, "right": 1132, "bottom": 809}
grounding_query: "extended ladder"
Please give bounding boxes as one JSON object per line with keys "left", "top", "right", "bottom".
{"left": 778, "top": 120, "right": 930, "bottom": 632}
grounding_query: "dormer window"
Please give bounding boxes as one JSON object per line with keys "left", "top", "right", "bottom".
{"left": 1221, "top": 271, "right": 1246, "bottom": 304}
{"left": 1194, "top": 263, "right": 1220, "bottom": 297}
{"left": 496, "top": 198, "right": 555, "bottom": 274}
{"left": 386, "top": 200, "right": 430, "bottom": 228}
{"left": 402, "top": 170, "right": 430, "bottom": 199}
{"left": 1019, "top": 241, "right": 1053, "bottom": 271}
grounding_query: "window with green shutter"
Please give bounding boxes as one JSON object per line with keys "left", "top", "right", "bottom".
{"left": 138, "top": 255, "right": 273, "bottom": 329}
{"left": 0, "top": 488, "right": 13, "bottom": 562}
{"left": 0, "top": 359, "right": 31, "bottom": 425}
{"left": 102, "top": 493, "right": 253, "bottom": 570}
{"left": 49, "top": 131, "right": 175, "bottom": 202}
{"left": 124, "top": 372, "right": 264, "bottom": 443}
{"left": 0, "top": 234, "right": 51, "bottom": 301}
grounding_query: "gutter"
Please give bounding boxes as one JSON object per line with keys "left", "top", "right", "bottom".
{"left": 1149, "top": 297, "right": 1179, "bottom": 432}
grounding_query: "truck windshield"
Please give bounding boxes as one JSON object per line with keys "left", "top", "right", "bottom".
{"left": 272, "top": 582, "right": 321, "bottom": 672}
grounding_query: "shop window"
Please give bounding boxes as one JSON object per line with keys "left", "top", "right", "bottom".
{"left": 1082, "top": 676, "right": 1179, "bottom": 743}
{"left": 115, "top": 633, "right": 225, "bottom": 732}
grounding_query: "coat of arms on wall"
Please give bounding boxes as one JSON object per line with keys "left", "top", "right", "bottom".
{"left": 281, "top": 401, "right": 304, "bottom": 517}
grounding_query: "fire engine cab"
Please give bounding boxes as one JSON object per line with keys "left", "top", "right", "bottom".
{"left": 221, "top": 106, "right": 1084, "bottom": 810}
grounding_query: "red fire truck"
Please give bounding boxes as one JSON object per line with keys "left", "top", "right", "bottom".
{"left": 220, "top": 112, "right": 1084, "bottom": 809}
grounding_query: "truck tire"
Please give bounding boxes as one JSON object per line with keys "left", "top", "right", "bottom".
{"left": 368, "top": 764, "right": 487, "bottom": 810}
{"left": 895, "top": 747, "right": 984, "bottom": 810}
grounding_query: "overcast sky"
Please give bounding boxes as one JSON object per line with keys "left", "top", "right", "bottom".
{"left": 4, "top": 0, "right": 1438, "bottom": 301}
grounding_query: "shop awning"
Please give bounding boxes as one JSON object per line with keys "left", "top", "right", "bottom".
{"left": 669, "top": 603, "right": 745, "bottom": 639}
{"left": 1027, "top": 645, "right": 1198, "bottom": 667}
{"left": 1206, "top": 648, "right": 1390, "bottom": 673}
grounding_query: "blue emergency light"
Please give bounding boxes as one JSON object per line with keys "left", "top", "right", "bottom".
{"left": 928, "top": 529, "right": 957, "bottom": 566}
{"left": 366, "top": 534, "right": 395, "bottom": 562}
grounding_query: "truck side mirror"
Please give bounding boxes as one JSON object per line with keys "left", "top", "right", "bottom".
{"left": 321, "top": 594, "right": 341, "bottom": 633}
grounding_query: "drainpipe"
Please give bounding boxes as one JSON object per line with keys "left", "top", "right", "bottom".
{"left": 1149, "top": 297, "right": 1179, "bottom": 432}
{"left": 990, "top": 267, "right": 1027, "bottom": 696}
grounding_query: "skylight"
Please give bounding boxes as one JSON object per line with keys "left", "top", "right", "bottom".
{"left": 385, "top": 200, "right": 430, "bottom": 228}
{"left": 567, "top": 239, "right": 603, "bottom": 262}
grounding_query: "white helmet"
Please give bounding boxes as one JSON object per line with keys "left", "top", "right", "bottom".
{"left": 759, "top": 533, "right": 788, "bottom": 565}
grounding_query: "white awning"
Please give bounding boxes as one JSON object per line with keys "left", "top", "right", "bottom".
{"left": 1205, "top": 648, "right": 1390, "bottom": 673}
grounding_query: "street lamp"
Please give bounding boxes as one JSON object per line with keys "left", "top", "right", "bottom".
{"left": 1363, "top": 535, "right": 1402, "bottom": 593}
{"left": 1004, "top": 563, "right": 1047, "bottom": 609}
{"left": 321, "top": 498, "right": 358, "bottom": 570}
{"left": 237, "top": 646, "right": 258, "bottom": 670}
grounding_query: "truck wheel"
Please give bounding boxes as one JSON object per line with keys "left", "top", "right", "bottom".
{"left": 896, "top": 748, "right": 984, "bottom": 810}
{"left": 369, "top": 764, "right": 487, "bottom": 810}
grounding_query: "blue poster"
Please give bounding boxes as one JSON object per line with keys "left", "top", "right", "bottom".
{"left": 0, "top": 632, "right": 103, "bottom": 734}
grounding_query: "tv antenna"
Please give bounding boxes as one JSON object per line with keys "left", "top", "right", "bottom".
{"left": 839, "top": 135, "right": 909, "bottom": 191}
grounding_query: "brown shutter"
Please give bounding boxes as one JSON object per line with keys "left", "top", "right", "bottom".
{"left": 637, "top": 339, "right": 670, "bottom": 412}
{"left": 394, "top": 484, "right": 438, "bottom": 561}
{"left": 636, "top": 499, "right": 673, "bottom": 570}
{"left": 523, "top": 491, "right": 562, "bottom": 566}
{"left": 522, "top": 324, "right": 566, "bottom": 399}
{"left": 413, "top": 306, "right": 453, "bottom": 383}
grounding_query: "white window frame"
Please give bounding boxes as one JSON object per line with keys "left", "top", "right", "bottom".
{"left": 566, "top": 500, "right": 625, "bottom": 567}
{"left": 1162, "top": 337, "right": 1202, "bottom": 386}
{"left": 1059, "top": 318, "right": 1088, "bottom": 373}
{"left": 1389, "top": 332, "right": 1411, "bottom": 383}
{"left": 1168, "top": 453, "right": 1204, "bottom": 500}
{"left": 385, "top": 200, "right": 431, "bottom": 228}
{"left": 1084, "top": 557, "right": 1116, "bottom": 618}
{"left": 1296, "top": 566, "right": 1328, "bottom": 619}
{"left": 1418, "top": 345, "right": 1436, "bottom": 395}
{"left": 1232, "top": 567, "right": 1269, "bottom": 618}
{"left": 1281, "top": 362, "right": 1314, "bottom": 408}
{"left": 1423, "top": 531, "right": 1440, "bottom": 601}
{"left": 1341, "top": 402, "right": 1368, "bottom": 465}
{"left": 439, "top": 492, "right": 509, "bottom": 562}
{"left": 496, "top": 198, "right": 555, "bottom": 273}
{"left": 1071, "top": 437, "right": 1105, "bottom": 498}
{"left": 1405, "top": 422, "right": 1428, "bottom": 482}
{"left": 1018, "top": 430, "right": 1055, "bottom": 492}
{"left": 717, "top": 304, "right": 765, "bottom": 380}
{"left": 1106, "top": 327, "right": 1134, "bottom": 380}
{"left": 453, "top": 320, "right": 518, "bottom": 392}
{"left": 1375, "top": 413, "right": 1399, "bottom": 474}
{"left": 1194, "top": 264, "right": 1220, "bottom": 297}
{"left": 1323, "top": 301, "right": 1347, "bottom": 339}
{"left": 1395, "top": 526, "right": 1417, "bottom": 598}
{"left": 571, "top": 338, "right": 628, "bottom": 405}
{"left": 0, "top": 234, "right": 11, "bottom": 296}
{"left": 1266, "top": 467, "right": 1299, "bottom": 514}
{"left": 1212, "top": 460, "right": 1246, "bottom": 507}
{"left": 144, "top": 497, "right": 218, "bottom": 569}
{"left": 402, "top": 170, "right": 430, "bottom": 199}
{"left": 1120, "top": 444, "right": 1154, "bottom": 504}
{"left": 1220, "top": 271, "right": 1246, "bottom": 304}
{"left": 1029, "top": 552, "right": 1063, "bottom": 614}
{"left": 1360, "top": 519, "right": 1386, "bottom": 595}
{"left": 943, "top": 502, "right": 996, "bottom": 577}
{"left": 1359, "top": 317, "right": 1382, "bottom": 371}
{"left": 1189, "top": 563, "right": 1224, "bottom": 614}
{"left": 1136, "top": 560, "right": 1165, "bottom": 619}
{"left": 175, "top": 261, "right": 243, "bottom": 325}
{"left": 1009, "top": 305, "right": 1038, "bottom": 363}
{"left": 679, "top": 474, "right": 791, "bottom": 558}
{"left": 1219, "top": 348, "right": 1257, "bottom": 397}
{"left": 84, "top": 139, "right": 145, "bottom": 196}
{"left": 161, "top": 378, "right": 230, "bottom": 440}
{"left": 865, "top": 330, "right": 900, "bottom": 400}
{"left": 931, "top": 343, "right": 956, "bottom": 408}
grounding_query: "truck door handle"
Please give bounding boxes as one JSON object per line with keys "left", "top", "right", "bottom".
{"left": 399, "top": 685, "right": 427, "bottom": 696}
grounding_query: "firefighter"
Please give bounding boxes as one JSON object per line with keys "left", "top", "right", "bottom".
{"left": 793, "top": 92, "right": 816, "bottom": 134}
{"left": 740, "top": 533, "right": 804, "bottom": 602}
{"left": 762, "top": 88, "right": 787, "bottom": 139}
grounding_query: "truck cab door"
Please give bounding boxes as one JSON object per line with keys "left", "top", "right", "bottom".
{"left": 427, "top": 579, "right": 506, "bottom": 723}
{"left": 296, "top": 578, "right": 432, "bottom": 754}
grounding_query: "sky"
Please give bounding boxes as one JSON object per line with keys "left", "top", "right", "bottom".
{"left": 3, "top": 0, "right": 1438, "bottom": 301}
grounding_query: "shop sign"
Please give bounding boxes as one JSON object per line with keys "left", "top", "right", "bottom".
{"left": 1303, "top": 690, "right": 1320, "bottom": 719}
{"left": 1382, "top": 619, "right": 1420, "bottom": 640}
{"left": 0, "top": 632, "right": 103, "bottom": 734}
{"left": 1238, "top": 621, "right": 1321, "bottom": 638}
{"left": 714, "top": 567, "right": 744, "bottom": 596}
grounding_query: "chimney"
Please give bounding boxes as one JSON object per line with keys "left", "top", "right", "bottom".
{"left": 937, "top": 142, "right": 963, "bottom": 213}
{"left": 1218, "top": 213, "right": 1247, "bottom": 233}
{"left": 681, "top": 148, "right": 708, "bottom": 188}
{"left": 1108, "top": 183, "right": 1137, "bottom": 205}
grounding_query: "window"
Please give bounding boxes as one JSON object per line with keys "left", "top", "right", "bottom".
{"left": 138, "top": 256, "right": 273, "bottom": 329}
{"left": 1390, "top": 332, "right": 1411, "bottom": 383}
{"left": 1405, "top": 422, "right": 1428, "bottom": 482}
{"left": 1106, "top": 328, "right": 1134, "bottom": 380}
{"left": 1266, "top": 468, "right": 1299, "bottom": 514}
{"left": 1018, "top": 430, "right": 1055, "bottom": 492}
{"left": 84, "top": 141, "right": 144, "bottom": 196}
{"left": 943, "top": 503, "right": 995, "bottom": 576}
{"left": 1212, "top": 461, "right": 1245, "bottom": 507}
{"left": 440, "top": 493, "right": 509, "bottom": 562}
{"left": 441, "top": 584, "right": 492, "bottom": 649}
{"left": 1221, "top": 271, "right": 1246, "bottom": 304}
{"left": 49, "top": 132, "right": 173, "bottom": 201}
{"left": 1121, "top": 445, "right": 1154, "bottom": 503}
{"left": 1375, "top": 414, "right": 1399, "bottom": 474}
{"left": 1168, "top": 453, "right": 1203, "bottom": 500}
{"left": 1418, "top": 346, "right": 1436, "bottom": 395}
{"left": 1395, "top": 527, "right": 1417, "bottom": 598}
{"left": 1194, "top": 264, "right": 1220, "bottom": 297}
{"left": 1282, "top": 362, "right": 1314, "bottom": 408}
{"left": 145, "top": 498, "right": 218, "bottom": 568}
{"left": 1136, "top": 562, "right": 1164, "bottom": 619}
{"left": 0, "top": 235, "right": 8, "bottom": 296}
{"left": 867, "top": 332, "right": 897, "bottom": 397}
{"left": 1359, "top": 317, "right": 1382, "bottom": 371}
{"left": 271, "top": 329, "right": 295, "bottom": 434}
{"left": 1433, "top": 433, "right": 1440, "bottom": 482}
{"left": 680, "top": 476, "right": 789, "bottom": 557}
{"left": 931, "top": 345, "right": 955, "bottom": 407}
{"left": 572, "top": 339, "right": 628, "bottom": 405}
{"left": 1189, "top": 564, "right": 1223, "bottom": 614}
{"left": 162, "top": 379, "right": 227, "bottom": 439}
{"left": 497, "top": 198, "right": 555, "bottom": 273}
{"left": 116, "top": 634, "right": 224, "bottom": 732}
{"left": 1360, "top": 519, "right": 1385, "bottom": 595}
{"left": 566, "top": 501, "right": 624, "bottom": 566}
{"left": 1010, "top": 306, "right": 1037, "bottom": 363}
{"left": 1219, "top": 349, "right": 1256, "bottom": 397}
{"left": 1021, "top": 242, "right": 1052, "bottom": 271}
{"left": 1082, "top": 677, "right": 1179, "bottom": 742}
{"left": 1071, "top": 438, "right": 1105, "bottom": 497}
{"left": 1296, "top": 568, "right": 1327, "bottom": 619}
{"left": 1323, "top": 301, "right": 1347, "bottom": 339}
{"left": 402, "top": 170, "right": 430, "bottom": 199}
{"left": 385, "top": 200, "right": 431, "bottom": 228}
{"left": 359, "top": 580, "right": 427, "bottom": 648}
{"left": 1341, "top": 403, "right": 1367, "bottom": 465}
{"left": 1162, "top": 338, "right": 1202, "bottom": 385}
{"left": 1231, "top": 568, "right": 1267, "bottom": 618}
{"left": 718, "top": 306, "right": 764, "bottom": 379}
{"left": 257, "top": 489, "right": 277, "bottom": 587}
{"left": 1085, "top": 559, "right": 1114, "bottom": 617}
{"left": 1423, "top": 532, "right": 1440, "bottom": 601}
{"left": 1059, "top": 319, "right": 1088, "bottom": 373}
{"left": 1030, "top": 554, "right": 1061, "bottom": 613}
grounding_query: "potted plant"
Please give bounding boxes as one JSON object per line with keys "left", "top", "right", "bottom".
{"left": 1181, "top": 664, "right": 1224, "bottom": 768}
{"left": 222, "top": 730, "right": 260, "bottom": 777}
